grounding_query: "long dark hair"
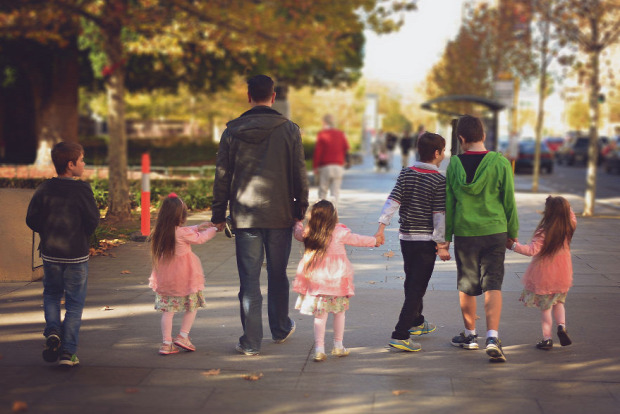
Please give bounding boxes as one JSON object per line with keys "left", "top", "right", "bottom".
{"left": 303, "top": 200, "right": 338, "bottom": 274}
{"left": 535, "top": 196, "right": 575, "bottom": 259}
{"left": 150, "top": 195, "right": 188, "bottom": 265}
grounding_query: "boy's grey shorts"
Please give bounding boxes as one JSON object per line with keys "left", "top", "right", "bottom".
{"left": 454, "top": 233, "right": 507, "bottom": 296}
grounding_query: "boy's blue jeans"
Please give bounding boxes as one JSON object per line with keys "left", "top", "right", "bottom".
{"left": 42, "top": 261, "right": 89, "bottom": 355}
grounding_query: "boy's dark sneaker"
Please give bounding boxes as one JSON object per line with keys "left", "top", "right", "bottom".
{"left": 42, "top": 334, "right": 61, "bottom": 363}
{"left": 451, "top": 332, "right": 479, "bottom": 349}
{"left": 485, "top": 337, "right": 506, "bottom": 362}
{"left": 536, "top": 339, "right": 553, "bottom": 350}
{"left": 557, "top": 325, "right": 572, "bottom": 346}
{"left": 58, "top": 352, "right": 80, "bottom": 367}
{"left": 408, "top": 320, "right": 437, "bottom": 336}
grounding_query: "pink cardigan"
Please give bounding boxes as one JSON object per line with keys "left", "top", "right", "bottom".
{"left": 149, "top": 225, "right": 217, "bottom": 296}
{"left": 513, "top": 211, "right": 576, "bottom": 295}
{"left": 292, "top": 222, "right": 376, "bottom": 297}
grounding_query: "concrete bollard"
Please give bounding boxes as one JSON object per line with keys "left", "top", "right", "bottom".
{"left": 0, "top": 188, "right": 44, "bottom": 282}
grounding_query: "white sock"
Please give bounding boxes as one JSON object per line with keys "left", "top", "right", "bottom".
{"left": 163, "top": 340, "right": 172, "bottom": 345}
{"left": 333, "top": 341, "right": 343, "bottom": 349}
{"left": 315, "top": 346, "right": 325, "bottom": 354}
{"left": 487, "top": 330, "right": 498, "bottom": 338}
{"left": 179, "top": 332, "right": 188, "bottom": 339}
{"left": 465, "top": 329, "right": 476, "bottom": 337}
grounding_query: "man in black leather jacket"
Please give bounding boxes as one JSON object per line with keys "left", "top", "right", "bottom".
{"left": 211, "top": 74, "right": 309, "bottom": 355}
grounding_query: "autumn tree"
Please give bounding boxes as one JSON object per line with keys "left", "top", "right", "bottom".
{"left": 543, "top": 0, "right": 620, "bottom": 215}
{"left": 425, "top": 1, "right": 537, "bottom": 120}
{"left": 1, "top": 0, "right": 417, "bottom": 222}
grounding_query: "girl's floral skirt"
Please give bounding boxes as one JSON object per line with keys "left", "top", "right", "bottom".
{"left": 295, "top": 294, "right": 349, "bottom": 316}
{"left": 519, "top": 289, "right": 567, "bottom": 311}
{"left": 155, "top": 291, "right": 207, "bottom": 312}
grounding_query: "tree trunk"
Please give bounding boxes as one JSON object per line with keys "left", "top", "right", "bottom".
{"left": 583, "top": 25, "right": 600, "bottom": 217}
{"left": 532, "top": 20, "right": 550, "bottom": 193}
{"left": 103, "top": 28, "right": 131, "bottom": 222}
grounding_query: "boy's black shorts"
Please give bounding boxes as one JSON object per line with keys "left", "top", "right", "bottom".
{"left": 454, "top": 233, "right": 507, "bottom": 296}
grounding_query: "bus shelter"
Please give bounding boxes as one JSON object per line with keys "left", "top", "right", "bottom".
{"left": 421, "top": 95, "right": 505, "bottom": 155}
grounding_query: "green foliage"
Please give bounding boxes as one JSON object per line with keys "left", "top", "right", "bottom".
{"left": 80, "top": 136, "right": 219, "bottom": 166}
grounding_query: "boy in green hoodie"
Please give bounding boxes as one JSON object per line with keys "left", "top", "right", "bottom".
{"left": 444, "top": 115, "right": 519, "bottom": 362}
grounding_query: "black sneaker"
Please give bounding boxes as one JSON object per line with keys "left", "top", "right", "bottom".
{"left": 485, "top": 337, "right": 506, "bottom": 362}
{"left": 58, "top": 352, "right": 80, "bottom": 367}
{"left": 536, "top": 339, "right": 553, "bottom": 350}
{"left": 42, "top": 334, "right": 61, "bottom": 363}
{"left": 451, "top": 332, "right": 479, "bottom": 349}
{"left": 557, "top": 325, "right": 572, "bottom": 346}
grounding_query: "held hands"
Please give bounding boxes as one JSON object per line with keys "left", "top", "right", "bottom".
{"left": 436, "top": 242, "right": 451, "bottom": 261}
{"left": 209, "top": 222, "right": 226, "bottom": 232}
{"left": 374, "top": 225, "right": 386, "bottom": 247}
{"left": 198, "top": 222, "right": 216, "bottom": 231}
{"left": 506, "top": 238, "right": 518, "bottom": 250}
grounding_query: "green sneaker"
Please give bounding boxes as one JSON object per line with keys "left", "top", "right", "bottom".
{"left": 409, "top": 320, "right": 437, "bottom": 336}
{"left": 58, "top": 352, "right": 80, "bottom": 367}
{"left": 388, "top": 339, "right": 422, "bottom": 352}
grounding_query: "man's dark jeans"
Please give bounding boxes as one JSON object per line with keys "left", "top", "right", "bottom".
{"left": 235, "top": 228, "right": 294, "bottom": 352}
{"left": 391, "top": 240, "right": 437, "bottom": 340}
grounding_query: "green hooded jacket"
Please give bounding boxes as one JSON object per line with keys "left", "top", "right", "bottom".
{"left": 445, "top": 152, "right": 519, "bottom": 241}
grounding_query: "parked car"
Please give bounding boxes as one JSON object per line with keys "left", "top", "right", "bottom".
{"left": 602, "top": 136, "right": 620, "bottom": 174}
{"left": 543, "top": 137, "right": 564, "bottom": 153}
{"left": 556, "top": 135, "right": 606, "bottom": 166}
{"left": 514, "top": 141, "right": 554, "bottom": 174}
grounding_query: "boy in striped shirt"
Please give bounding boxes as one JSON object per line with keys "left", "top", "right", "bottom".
{"left": 375, "top": 132, "right": 450, "bottom": 352}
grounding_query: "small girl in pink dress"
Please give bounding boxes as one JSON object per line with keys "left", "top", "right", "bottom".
{"left": 507, "top": 196, "right": 576, "bottom": 350}
{"left": 293, "top": 200, "right": 378, "bottom": 362}
{"left": 149, "top": 193, "right": 217, "bottom": 355}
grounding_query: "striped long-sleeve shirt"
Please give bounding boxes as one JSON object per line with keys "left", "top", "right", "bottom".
{"left": 378, "top": 162, "right": 446, "bottom": 242}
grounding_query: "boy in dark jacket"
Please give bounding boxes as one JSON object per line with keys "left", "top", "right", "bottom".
{"left": 26, "top": 142, "right": 100, "bottom": 366}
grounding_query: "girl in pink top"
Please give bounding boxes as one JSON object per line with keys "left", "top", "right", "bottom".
{"left": 149, "top": 194, "right": 217, "bottom": 355}
{"left": 293, "top": 200, "right": 378, "bottom": 362}
{"left": 508, "top": 196, "right": 576, "bottom": 350}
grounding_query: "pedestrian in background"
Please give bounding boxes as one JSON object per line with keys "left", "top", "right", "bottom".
{"left": 445, "top": 115, "right": 519, "bottom": 363}
{"left": 313, "top": 114, "right": 350, "bottom": 208}
{"left": 507, "top": 195, "right": 575, "bottom": 350}
{"left": 399, "top": 124, "right": 414, "bottom": 167}
{"left": 375, "top": 132, "right": 450, "bottom": 353}
{"left": 211, "top": 74, "right": 309, "bottom": 356}
{"left": 292, "top": 200, "right": 379, "bottom": 362}
{"left": 412, "top": 125, "right": 425, "bottom": 161}
{"left": 149, "top": 194, "right": 217, "bottom": 355}
{"left": 26, "top": 142, "right": 100, "bottom": 367}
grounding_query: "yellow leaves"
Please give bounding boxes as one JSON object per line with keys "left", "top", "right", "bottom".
{"left": 383, "top": 250, "right": 395, "bottom": 258}
{"left": 202, "top": 369, "right": 221, "bottom": 377}
{"left": 120, "top": 270, "right": 132, "bottom": 274}
{"left": 12, "top": 401, "right": 28, "bottom": 413}
{"left": 392, "top": 390, "right": 411, "bottom": 396}
{"left": 241, "top": 372, "right": 263, "bottom": 381}
{"left": 90, "top": 239, "right": 125, "bottom": 257}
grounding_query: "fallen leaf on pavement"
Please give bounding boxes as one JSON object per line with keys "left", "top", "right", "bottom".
{"left": 125, "top": 388, "right": 139, "bottom": 393}
{"left": 120, "top": 270, "right": 131, "bottom": 274}
{"left": 202, "top": 369, "right": 221, "bottom": 377}
{"left": 368, "top": 281, "right": 376, "bottom": 284}
{"left": 392, "top": 390, "right": 411, "bottom": 396}
{"left": 383, "top": 251, "right": 395, "bottom": 258}
{"left": 101, "top": 306, "right": 114, "bottom": 311}
{"left": 12, "top": 401, "right": 28, "bottom": 412}
{"left": 241, "top": 372, "right": 263, "bottom": 381}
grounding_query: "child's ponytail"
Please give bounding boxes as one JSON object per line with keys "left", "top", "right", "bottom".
{"left": 535, "top": 196, "right": 575, "bottom": 259}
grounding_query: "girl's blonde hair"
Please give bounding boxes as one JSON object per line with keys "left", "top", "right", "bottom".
{"left": 303, "top": 200, "right": 338, "bottom": 274}
{"left": 150, "top": 194, "right": 188, "bottom": 265}
{"left": 534, "top": 196, "right": 575, "bottom": 259}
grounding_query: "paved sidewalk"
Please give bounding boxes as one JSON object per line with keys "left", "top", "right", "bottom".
{"left": 1, "top": 153, "right": 619, "bottom": 414}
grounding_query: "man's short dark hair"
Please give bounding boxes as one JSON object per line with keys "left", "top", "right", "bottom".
{"left": 52, "top": 141, "right": 83, "bottom": 175}
{"left": 456, "top": 115, "right": 485, "bottom": 143}
{"left": 247, "top": 75, "right": 275, "bottom": 103}
{"left": 417, "top": 132, "right": 445, "bottom": 162}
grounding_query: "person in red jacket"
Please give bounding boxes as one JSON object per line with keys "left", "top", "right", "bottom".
{"left": 313, "top": 114, "right": 350, "bottom": 208}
